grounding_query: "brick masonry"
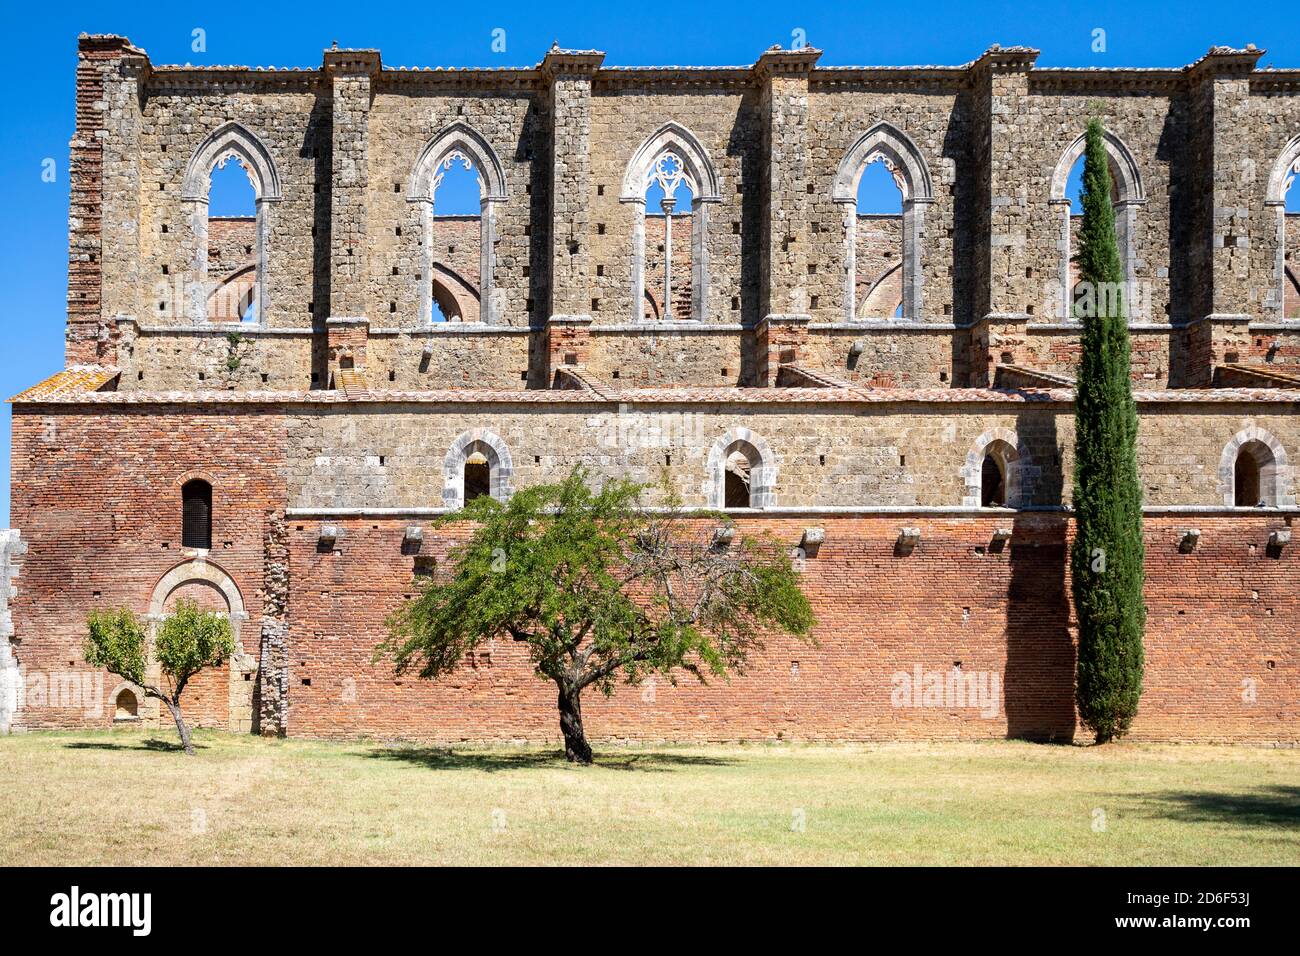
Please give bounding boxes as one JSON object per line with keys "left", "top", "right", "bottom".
{"left": 8, "top": 400, "right": 1300, "bottom": 742}
{"left": 6, "top": 35, "right": 1300, "bottom": 743}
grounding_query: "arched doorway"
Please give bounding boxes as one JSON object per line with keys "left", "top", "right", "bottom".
{"left": 146, "top": 560, "right": 255, "bottom": 733}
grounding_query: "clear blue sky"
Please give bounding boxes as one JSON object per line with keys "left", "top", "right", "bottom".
{"left": 1, "top": 0, "right": 1295, "bottom": 525}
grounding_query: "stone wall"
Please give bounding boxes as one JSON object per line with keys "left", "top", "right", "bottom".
{"left": 63, "top": 37, "right": 1300, "bottom": 391}
{"left": 16, "top": 396, "right": 1300, "bottom": 516}
{"left": 0, "top": 531, "right": 24, "bottom": 734}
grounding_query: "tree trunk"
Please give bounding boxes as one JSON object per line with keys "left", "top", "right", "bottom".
{"left": 164, "top": 699, "right": 194, "bottom": 755}
{"left": 557, "top": 684, "right": 593, "bottom": 764}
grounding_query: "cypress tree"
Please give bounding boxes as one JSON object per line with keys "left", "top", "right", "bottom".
{"left": 1070, "top": 118, "right": 1146, "bottom": 743}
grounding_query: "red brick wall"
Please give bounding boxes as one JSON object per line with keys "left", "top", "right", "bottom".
{"left": 284, "top": 513, "right": 1297, "bottom": 744}
{"left": 642, "top": 214, "right": 693, "bottom": 320}
{"left": 65, "top": 37, "right": 128, "bottom": 366}
{"left": 9, "top": 406, "right": 285, "bottom": 730}
{"left": 11, "top": 407, "right": 1298, "bottom": 743}
{"left": 428, "top": 216, "right": 482, "bottom": 322}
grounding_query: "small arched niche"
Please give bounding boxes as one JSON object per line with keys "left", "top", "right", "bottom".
{"left": 113, "top": 688, "right": 139, "bottom": 721}
{"left": 980, "top": 447, "right": 1010, "bottom": 508}
{"left": 963, "top": 430, "right": 1034, "bottom": 509}
{"left": 1233, "top": 441, "right": 1277, "bottom": 507}
{"left": 1219, "top": 427, "right": 1294, "bottom": 508}
{"left": 724, "top": 450, "right": 753, "bottom": 508}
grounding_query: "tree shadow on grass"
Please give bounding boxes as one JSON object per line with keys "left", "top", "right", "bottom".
{"left": 1129, "top": 785, "right": 1300, "bottom": 829}
{"left": 64, "top": 738, "right": 198, "bottom": 754}
{"left": 364, "top": 747, "right": 737, "bottom": 774}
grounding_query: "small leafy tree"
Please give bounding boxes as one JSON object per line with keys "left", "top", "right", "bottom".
{"left": 379, "top": 467, "right": 815, "bottom": 763}
{"left": 1070, "top": 117, "right": 1147, "bottom": 743}
{"left": 85, "top": 599, "right": 235, "bottom": 755}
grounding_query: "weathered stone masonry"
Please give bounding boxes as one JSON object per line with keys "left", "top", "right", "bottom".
{"left": 6, "top": 35, "right": 1300, "bottom": 743}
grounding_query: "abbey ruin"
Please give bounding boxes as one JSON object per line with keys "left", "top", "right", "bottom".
{"left": 3, "top": 34, "right": 1298, "bottom": 741}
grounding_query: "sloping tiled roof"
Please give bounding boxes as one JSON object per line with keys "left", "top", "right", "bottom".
{"left": 551, "top": 366, "right": 614, "bottom": 399}
{"left": 775, "top": 363, "right": 864, "bottom": 392}
{"left": 994, "top": 364, "right": 1078, "bottom": 389}
{"left": 8, "top": 366, "right": 119, "bottom": 403}
{"left": 335, "top": 367, "right": 370, "bottom": 400}
{"left": 1216, "top": 363, "right": 1300, "bottom": 388}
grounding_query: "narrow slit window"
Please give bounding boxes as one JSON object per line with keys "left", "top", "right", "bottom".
{"left": 182, "top": 480, "right": 213, "bottom": 550}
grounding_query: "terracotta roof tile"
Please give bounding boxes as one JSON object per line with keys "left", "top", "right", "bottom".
{"left": 8, "top": 366, "right": 119, "bottom": 403}
{"left": 336, "top": 367, "right": 370, "bottom": 400}
{"left": 12, "top": 382, "right": 1300, "bottom": 407}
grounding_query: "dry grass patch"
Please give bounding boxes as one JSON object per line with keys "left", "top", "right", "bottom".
{"left": 1, "top": 730, "right": 1297, "bottom": 866}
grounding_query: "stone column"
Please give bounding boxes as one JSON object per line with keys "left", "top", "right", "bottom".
{"left": 1185, "top": 313, "right": 1253, "bottom": 387}
{"left": 969, "top": 45, "right": 1039, "bottom": 385}
{"left": 1189, "top": 47, "right": 1266, "bottom": 318}
{"left": 256, "top": 512, "right": 289, "bottom": 738}
{"left": 755, "top": 46, "right": 821, "bottom": 321}
{"left": 1184, "top": 46, "right": 1265, "bottom": 384}
{"left": 972, "top": 45, "right": 1040, "bottom": 320}
{"left": 326, "top": 316, "right": 370, "bottom": 385}
{"left": 66, "top": 35, "right": 149, "bottom": 368}
{"left": 661, "top": 196, "right": 676, "bottom": 319}
{"left": 324, "top": 47, "right": 380, "bottom": 327}
{"left": 542, "top": 47, "right": 604, "bottom": 323}
{"left": 969, "top": 313, "right": 1030, "bottom": 388}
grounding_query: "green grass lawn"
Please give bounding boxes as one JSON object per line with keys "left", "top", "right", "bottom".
{"left": 1, "top": 729, "right": 1296, "bottom": 865}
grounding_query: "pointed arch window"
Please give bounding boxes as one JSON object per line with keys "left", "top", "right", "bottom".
{"left": 621, "top": 123, "right": 722, "bottom": 322}
{"left": 1266, "top": 135, "right": 1300, "bottom": 319}
{"left": 181, "top": 123, "right": 282, "bottom": 324}
{"left": 833, "top": 122, "right": 935, "bottom": 320}
{"left": 1049, "top": 130, "right": 1145, "bottom": 322}
{"left": 409, "top": 124, "right": 508, "bottom": 325}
